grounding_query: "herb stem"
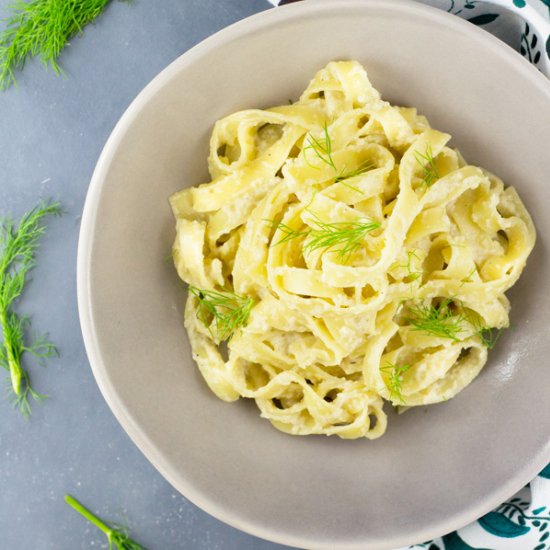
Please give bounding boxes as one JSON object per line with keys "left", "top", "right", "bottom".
{"left": 65, "top": 494, "right": 148, "bottom": 549}
{"left": 0, "top": 308, "right": 20, "bottom": 394}
{"left": 65, "top": 495, "right": 112, "bottom": 537}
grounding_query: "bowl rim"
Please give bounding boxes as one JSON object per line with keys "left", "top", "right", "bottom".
{"left": 77, "top": 1, "right": 550, "bottom": 548}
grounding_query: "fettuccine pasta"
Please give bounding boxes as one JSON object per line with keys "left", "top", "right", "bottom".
{"left": 170, "top": 61, "right": 535, "bottom": 439}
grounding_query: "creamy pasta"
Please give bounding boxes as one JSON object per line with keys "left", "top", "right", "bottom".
{"left": 170, "top": 61, "right": 535, "bottom": 439}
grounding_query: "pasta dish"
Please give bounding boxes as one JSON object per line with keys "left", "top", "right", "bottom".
{"left": 170, "top": 61, "right": 535, "bottom": 439}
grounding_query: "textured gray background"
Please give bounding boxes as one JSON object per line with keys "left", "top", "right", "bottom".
{"left": 0, "top": 1, "right": 293, "bottom": 548}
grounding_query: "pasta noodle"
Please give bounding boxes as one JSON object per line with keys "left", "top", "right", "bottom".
{"left": 170, "top": 61, "right": 535, "bottom": 439}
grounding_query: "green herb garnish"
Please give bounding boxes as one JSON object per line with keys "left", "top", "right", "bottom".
{"left": 405, "top": 298, "right": 464, "bottom": 341}
{"left": 335, "top": 161, "right": 373, "bottom": 183}
{"left": 414, "top": 144, "right": 439, "bottom": 188}
{"left": 476, "top": 326, "right": 502, "bottom": 350}
{"left": 303, "top": 124, "right": 338, "bottom": 172}
{"left": 0, "top": 201, "right": 61, "bottom": 416}
{"left": 271, "top": 214, "right": 380, "bottom": 263}
{"left": 303, "top": 124, "right": 373, "bottom": 188}
{"left": 65, "top": 494, "right": 147, "bottom": 550}
{"left": 303, "top": 216, "right": 380, "bottom": 261}
{"left": 189, "top": 286, "right": 254, "bottom": 342}
{"left": 407, "top": 298, "right": 504, "bottom": 349}
{"left": 401, "top": 249, "right": 422, "bottom": 282}
{"left": 460, "top": 267, "right": 477, "bottom": 284}
{"left": 466, "top": 313, "right": 504, "bottom": 350}
{"left": 381, "top": 363, "right": 411, "bottom": 404}
{"left": 0, "top": 0, "right": 128, "bottom": 90}
{"left": 267, "top": 220, "right": 310, "bottom": 247}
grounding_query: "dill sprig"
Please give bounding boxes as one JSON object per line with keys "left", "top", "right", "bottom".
{"left": 460, "top": 267, "right": 477, "bottom": 285}
{"left": 414, "top": 144, "right": 439, "bottom": 188}
{"left": 0, "top": 201, "right": 61, "bottom": 416}
{"left": 476, "top": 327, "right": 502, "bottom": 350}
{"left": 270, "top": 214, "right": 380, "bottom": 263}
{"left": 267, "top": 219, "right": 310, "bottom": 247}
{"left": 189, "top": 286, "right": 254, "bottom": 343}
{"left": 303, "top": 215, "right": 380, "bottom": 262}
{"left": 380, "top": 363, "right": 411, "bottom": 404}
{"left": 0, "top": 0, "right": 127, "bottom": 90}
{"left": 335, "top": 160, "right": 373, "bottom": 183}
{"left": 400, "top": 249, "right": 422, "bottom": 283}
{"left": 405, "top": 298, "right": 464, "bottom": 341}
{"left": 303, "top": 124, "right": 373, "bottom": 187}
{"left": 466, "top": 313, "right": 504, "bottom": 350}
{"left": 304, "top": 125, "right": 337, "bottom": 172}
{"left": 65, "top": 495, "right": 147, "bottom": 550}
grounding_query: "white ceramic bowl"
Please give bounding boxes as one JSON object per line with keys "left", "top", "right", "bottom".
{"left": 77, "top": 1, "right": 550, "bottom": 548}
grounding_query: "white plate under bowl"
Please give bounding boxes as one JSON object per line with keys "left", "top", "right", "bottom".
{"left": 77, "top": 1, "right": 550, "bottom": 548}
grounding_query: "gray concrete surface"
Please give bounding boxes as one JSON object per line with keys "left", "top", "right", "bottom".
{"left": 0, "top": 1, "right": 292, "bottom": 548}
